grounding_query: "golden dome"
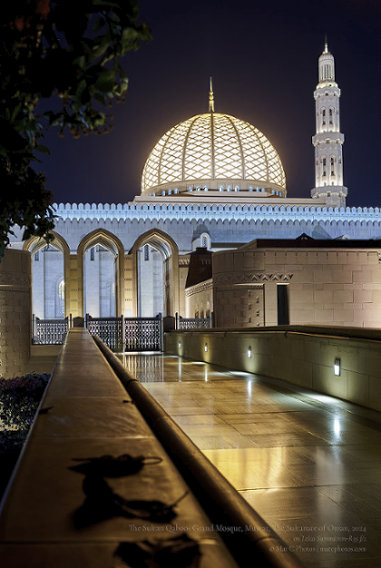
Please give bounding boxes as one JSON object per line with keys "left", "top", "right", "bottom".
{"left": 141, "top": 111, "right": 286, "bottom": 196}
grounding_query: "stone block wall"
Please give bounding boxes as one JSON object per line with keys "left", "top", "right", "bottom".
{"left": 0, "top": 249, "right": 31, "bottom": 377}
{"left": 166, "top": 327, "right": 381, "bottom": 412}
{"left": 212, "top": 246, "right": 381, "bottom": 328}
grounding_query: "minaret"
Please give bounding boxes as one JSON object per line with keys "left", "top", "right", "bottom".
{"left": 311, "top": 40, "right": 347, "bottom": 206}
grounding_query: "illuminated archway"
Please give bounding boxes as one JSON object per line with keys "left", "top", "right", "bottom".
{"left": 23, "top": 232, "right": 70, "bottom": 318}
{"left": 77, "top": 229, "right": 125, "bottom": 317}
{"left": 130, "top": 229, "right": 179, "bottom": 317}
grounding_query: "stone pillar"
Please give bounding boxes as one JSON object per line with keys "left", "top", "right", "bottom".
{"left": 67, "top": 253, "right": 81, "bottom": 318}
{"left": 124, "top": 254, "right": 135, "bottom": 316}
{"left": 0, "top": 249, "right": 31, "bottom": 377}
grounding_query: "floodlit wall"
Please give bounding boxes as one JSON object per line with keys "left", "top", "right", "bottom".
{"left": 185, "top": 279, "right": 213, "bottom": 318}
{"left": 212, "top": 247, "right": 381, "bottom": 328}
{"left": 165, "top": 327, "right": 381, "bottom": 412}
{"left": 0, "top": 249, "right": 31, "bottom": 377}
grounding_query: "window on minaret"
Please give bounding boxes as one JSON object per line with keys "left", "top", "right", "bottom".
{"left": 144, "top": 244, "right": 149, "bottom": 261}
{"left": 329, "top": 108, "right": 333, "bottom": 125}
{"left": 322, "top": 109, "right": 326, "bottom": 125}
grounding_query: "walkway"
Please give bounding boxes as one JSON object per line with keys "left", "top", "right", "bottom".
{"left": 119, "top": 353, "right": 381, "bottom": 568}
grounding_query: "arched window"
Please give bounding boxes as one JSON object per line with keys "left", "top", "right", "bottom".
{"left": 198, "top": 232, "right": 211, "bottom": 250}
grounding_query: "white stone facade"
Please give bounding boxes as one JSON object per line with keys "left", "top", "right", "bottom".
{"left": 7, "top": 45, "right": 381, "bottom": 324}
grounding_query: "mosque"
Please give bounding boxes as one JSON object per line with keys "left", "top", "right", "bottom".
{"left": 10, "top": 42, "right": 381, "bottom": 328}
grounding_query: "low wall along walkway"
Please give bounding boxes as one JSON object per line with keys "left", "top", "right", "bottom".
{"left": 165, "top": 326, "right": 381, "bottom": 413}
{"left": 0, "top": 329, "right": 304, "bottom": 568}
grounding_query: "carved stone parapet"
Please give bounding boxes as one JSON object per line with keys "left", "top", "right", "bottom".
{"left": 214, "top": 272, "right": 293, "bottom": 286}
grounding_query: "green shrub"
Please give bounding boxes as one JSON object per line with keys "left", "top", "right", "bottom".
{"left": 0, "top": 373, "right": 50, "bottom": 496}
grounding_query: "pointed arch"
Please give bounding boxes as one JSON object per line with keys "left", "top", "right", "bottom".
{"left": 77, "top": 229, "right": 125, "bottom": 317}
{"left": 23, "top": 232, "right": 70, "bottom": 318}
{"left": 129, "top": 229, "right": 179, "bottom": 317}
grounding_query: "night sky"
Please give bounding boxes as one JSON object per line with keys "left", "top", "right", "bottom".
{"left": 39, "top": 0, "right": 381, "bottom": 207}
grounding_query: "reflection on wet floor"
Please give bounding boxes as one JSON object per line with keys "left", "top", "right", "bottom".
{"left": 118, "top": 353, "right": 381, "bottom": 568}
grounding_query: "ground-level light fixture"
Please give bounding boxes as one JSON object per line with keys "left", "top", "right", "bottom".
{"left": 334, "top": 358, "right": 341, "bottom": 376}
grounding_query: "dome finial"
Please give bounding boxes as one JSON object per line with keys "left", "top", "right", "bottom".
{"left": 324, "top": 34, "right": 329, "bottom": 53}
{"left": 209, "top": 76, "right": 215, "bottom": 112}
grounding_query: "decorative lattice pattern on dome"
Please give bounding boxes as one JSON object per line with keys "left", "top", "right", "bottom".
{"left": 141, "top": 112, "right": 286, "bottom": 193}
{"left": 214, "top": 115, "right": 244, "bottom": 178}
{"left": 234, "top": 118, "right": 286, "bottom": 188}
{"left": 141, "top": 129, "right": 170, "bottom": 191}
{"left": 184, "top": 115, "right": 212, "bottom": 180}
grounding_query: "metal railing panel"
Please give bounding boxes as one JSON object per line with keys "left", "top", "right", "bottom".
{"left": 86, "top": 314, "right": 163, "bottom": 352}
{"left": 32, "top": 316, "right": 69, "bottom": 345}
{"left": 178, "top": 316, "right": 211, "bottom": 330}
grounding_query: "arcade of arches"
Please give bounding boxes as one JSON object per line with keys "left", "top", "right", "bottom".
{"left": 24, "top": 229, "right": 185, "bottom": 320}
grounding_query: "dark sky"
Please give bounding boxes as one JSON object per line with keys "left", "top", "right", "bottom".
{"left": 39, "top": 0, "right": 381, "bottom": 207}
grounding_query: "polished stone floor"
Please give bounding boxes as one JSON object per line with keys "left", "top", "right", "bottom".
{"left": 119, "top": 353, "right": 381, "bottom": 568}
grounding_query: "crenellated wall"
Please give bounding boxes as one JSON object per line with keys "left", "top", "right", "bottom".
{"left": 7, "top": 200, "right": 381, "bottom": 323}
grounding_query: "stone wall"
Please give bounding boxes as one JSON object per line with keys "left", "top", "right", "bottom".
{"left": 185, "top": 279, "right": 213, "bottom": 318}
{"left": 213, "top": 246, "right": 381, "bottom": 328}
{"left": 165, "top": 327, "right": 381, "bottom": 412}
{"left": 0, "top": 249, "right": 31, "bottom": 377}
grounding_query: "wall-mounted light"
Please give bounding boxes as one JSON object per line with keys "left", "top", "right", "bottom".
{"left": 334, "top": 358, "right": 341, "bottom": 376}
{"left": 204, "top": 343, "right": 208, "bottom": 352}
{"left": 247, "top": 346, "right": 253, "bottom": 358}
{"left": 178, "top": 342, "right": 182, "bottom": 349}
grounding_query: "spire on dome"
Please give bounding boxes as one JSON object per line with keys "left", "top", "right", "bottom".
{"left": 323, "top": 34, "right": 329, "bottom": 53}
{"left": 209, "top": 77, "right": 214, "bottom": 112}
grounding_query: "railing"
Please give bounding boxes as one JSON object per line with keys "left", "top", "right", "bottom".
{"left": 32, "top": 315, "right": 71, "bottom": 345}
{"left": 85, "top": 315, "right": 123, "bottom": 351}
{"left": 176, "top": 313, "right": 213, "bottom": 330}
{"left": 85, "top": 314, "right": 163, "bottom": 352}
{"left": 124, "top": 316, "right": 162, "bottom": 351}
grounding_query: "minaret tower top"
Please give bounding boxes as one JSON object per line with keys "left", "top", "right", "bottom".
{"left": 311, "top": 40, "right": 347, "bottom": 207}
{"left": 317, "top": 38, "right": 337, "bottom": 86}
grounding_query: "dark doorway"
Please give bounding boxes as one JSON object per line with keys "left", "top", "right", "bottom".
{"left": 277, "top": 284, "right": 289, "bottom": 325}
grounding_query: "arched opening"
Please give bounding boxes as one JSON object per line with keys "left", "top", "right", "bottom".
{"left": 130, "top": 230, "right": 179, "bottom": 317}
{"left": 24, "top": 233, "right": 69, "bottom": 319}
{"left": 78, "top": 231, "right": 124, "bottom": 318}
{"left": 83, "top": 243, "right": 116, "bottom": 317}
{"left": 137, "top": 243, "right": 165, "bottom": 317}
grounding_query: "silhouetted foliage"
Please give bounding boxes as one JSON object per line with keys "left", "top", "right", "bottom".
{"left": 0, "top": 0, "right": 150, "bottom": 257}
{"left": 0, "top": 372, "right": 50, "bottom": 496}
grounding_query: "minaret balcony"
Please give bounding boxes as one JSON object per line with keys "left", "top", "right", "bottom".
{"left": 312, "top": 132, "right": 344, "bottom": 145}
